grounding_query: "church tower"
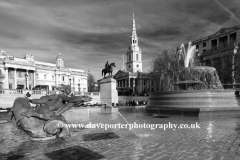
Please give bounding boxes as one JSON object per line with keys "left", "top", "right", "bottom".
{"left": 126, "top": 13, "right": 142, "bottom": 72}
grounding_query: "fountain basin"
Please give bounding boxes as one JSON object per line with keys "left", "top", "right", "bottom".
{"left": 62, "top": 107, "right": 119, "bottom": 123}
{"left": 146, "top": 90, "right": 240, "bottom": 116}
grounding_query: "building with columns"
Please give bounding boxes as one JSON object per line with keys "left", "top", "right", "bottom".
{"left": 193, "top": 25, "right": 240, "bottom": 85}
{"left": 0, "top": 51, "right": 88, "bottom": 92}
{"left": 113, "top": 14, "right": 153, "bottom": 95}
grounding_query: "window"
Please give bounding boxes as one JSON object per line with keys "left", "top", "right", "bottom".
{"left": 44, "top": 74, "right": 46, "bottom": 79}
{"left": 52, "top": 75, "right": 54, "bottom": 80}
{"left": 36, "top": 74, "right": 38, "bottom": 79}
{"left": 63, "top": 76, "right": 65, "bottom": 81}
{"left": 136, "top": 54, "right": 138, "bottom": 61}
{"left": 203, "top": 49, "right": 206, "bottom": 53}
{"left": 137, "top": 64, "right": 139, "bottom": 68}
{"left": 203, "top": 42, "right": 206, "bottom": 47}
{"left": 9, "top": 84, "right": 12, "bottom": 89}
{"left": 129, "top": 65, "right": 131, "bottom": 68}
{"left": 129, "top": 55, "right": 131, "bottom": 61}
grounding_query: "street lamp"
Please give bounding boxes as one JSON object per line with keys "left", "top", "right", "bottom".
{"left": 69, "top": 78, "right": 71, "bottom": 88}
{"left": 25, "top": 74, "right": 28, "bottom": 90}
{"left": 232, "top": 43, "right": 239, "bottom": 86}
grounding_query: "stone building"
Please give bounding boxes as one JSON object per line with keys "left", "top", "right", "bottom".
{"left": 113, "top": 14, "right": 153, "bottom": 95}
{"left": 0, "top": 51, "right": 88, "bottom": 92}
{"left": 192, "top": 25, "right": 240, "bottom": 85}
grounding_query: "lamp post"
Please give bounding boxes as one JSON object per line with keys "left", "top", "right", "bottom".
{"left": 25, "top": 74, "right": 28, "bottom": 90}
{"left": 232, "top": 43, "right": 239, "bottom": 87}
{"left": 69, "top": 78, "right": 71, "bottom": 89}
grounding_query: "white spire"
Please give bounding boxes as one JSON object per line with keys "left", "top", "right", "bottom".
{"left": 122, "top": 54, "right": 125, "bottom": 70}
{"left": 132, "top": 13, "right": 136, "bottom": 35}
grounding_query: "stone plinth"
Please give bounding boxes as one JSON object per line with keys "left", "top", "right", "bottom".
{"left": 99, "top": 78, "right": 118, "bottom": 105}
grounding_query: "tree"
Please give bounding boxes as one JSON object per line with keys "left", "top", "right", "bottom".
{"left": 87, "top": 73, "right": 96, "bottom": 92}
{"left": 212, "top": 51, "right": 240, "bottom": 88}
{"left": 150, "top": 46, "right": 200, "bottom": 91}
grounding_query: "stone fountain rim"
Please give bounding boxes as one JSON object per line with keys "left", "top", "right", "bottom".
{"left": 149, "top": 89, "right": 236, "bottom": 95}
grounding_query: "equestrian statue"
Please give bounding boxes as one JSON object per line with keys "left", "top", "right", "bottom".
{"left": 7, "top": 84, "right": 92, "bottom": 140}
{"left": 102, "top": 61, "right": 116, "bottom": 78}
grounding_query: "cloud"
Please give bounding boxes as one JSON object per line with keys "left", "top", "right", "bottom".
{"left": 0, "top": 0, "right": 239, "bottom": 80}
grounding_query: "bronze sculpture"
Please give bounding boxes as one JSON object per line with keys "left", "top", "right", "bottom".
{"left": 7, "top": 84, "right": 92, "bottom": 139}
{"left": 102, "top": 62, "right": 116, "bottom": 78}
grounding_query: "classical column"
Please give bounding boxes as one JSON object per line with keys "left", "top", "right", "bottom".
{"left": 26, "top": 70, "right": 29, "bottom": 90}
{"left": 133, "top": 78, "right": 135, "bottom": 92}
{"left": 150, "top": 80, "right": 152, "bottom": 92}
{"left": 128, "top": 78, "right": 130, "bottom": 88}
{"left": 33, "top": 71, "right": 36, "bottom": 88}
{"left": 14, "top": 68, "right": 17, "bottom": 89}
{"left": 5, "top": 67, "right": 9, "bottom": 89}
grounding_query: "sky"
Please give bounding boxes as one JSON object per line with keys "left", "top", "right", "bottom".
{"left": 0, "top": 0, "right": 240, "bottom": 80}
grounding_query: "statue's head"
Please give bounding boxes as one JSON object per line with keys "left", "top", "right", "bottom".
{"left": 57, "top": 84, "right": 71, "bottom": 95}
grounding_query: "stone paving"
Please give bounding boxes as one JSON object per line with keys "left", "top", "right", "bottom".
{"left": 1, "top": 109, "right": 240, "bottom": 159}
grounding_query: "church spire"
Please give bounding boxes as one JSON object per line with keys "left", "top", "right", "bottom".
{"left": 133, "top": 13, "right": 135, "bottom": 31}
{"left": 126, "top": 13, "right": 142, "bottom": 73}
{"left": 132, "top": 12, "right": 137, "bottom": 38}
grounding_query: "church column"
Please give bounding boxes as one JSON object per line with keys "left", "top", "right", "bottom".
{"left": 5, "top": 67, "right": 9, "bottom": 89}
{"left": 150, "top": 80, "right": 152, "bottom": 92}
{"left": 14, "top": 68, "right": 17, "bottom": 89}
{"left": 128, "top": 78, "right": 130, "bottom": 88}
{"left": 133, "top": 78, "right": 135, "bottom": 93}
{"left": 125, "top": 79, "right": 127, "bottom": 87}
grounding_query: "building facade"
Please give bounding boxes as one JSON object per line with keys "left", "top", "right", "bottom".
{"left": 113, "top": 14, "right": 153, "bottom": 95}
{"left": 192, "top": 25, "right": 240, "bottom": 85}
{"left": 0, "top": 51, "right": 88, "bottom": 92}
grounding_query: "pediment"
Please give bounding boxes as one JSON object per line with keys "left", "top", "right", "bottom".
{"left": 113, "top": 70, "right": 129, "bottom": 79}
{"left": 210, "top": 28, "right": 238, "bottom": 38}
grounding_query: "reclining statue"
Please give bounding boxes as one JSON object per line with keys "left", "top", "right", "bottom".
{"left": 7, "top": 84, "right": 92, "bottom": 139}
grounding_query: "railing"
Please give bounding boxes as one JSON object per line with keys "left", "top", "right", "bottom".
{"left": 202, "top": 43, "right": 237, "bottom": 57}
{"left": 0, "top": 89, "right": 100, "bottom": 97}
{"left": 0, "top": 89, "right": 60, "bottom": 95}
{"left": 75, "top": 92, "right": 100, "bottom": 96}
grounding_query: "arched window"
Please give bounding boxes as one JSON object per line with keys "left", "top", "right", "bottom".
{"left": 136, "top": 54, "right": 138, "bottom": 61}
{"left": 129, "top": 55, "right": 131, "bottom": 61}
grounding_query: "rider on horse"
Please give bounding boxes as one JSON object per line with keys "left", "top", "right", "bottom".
{"left": 105, "top": 61, "right": 109, "bottom": 73}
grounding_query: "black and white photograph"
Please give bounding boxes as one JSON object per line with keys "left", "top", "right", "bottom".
{"left": 0, "top": 0, "right": 240, "bottom": 159}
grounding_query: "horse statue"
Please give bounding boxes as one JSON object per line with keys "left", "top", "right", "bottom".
{"left": 102, "top": 62, "right": 116, "bottom": 78}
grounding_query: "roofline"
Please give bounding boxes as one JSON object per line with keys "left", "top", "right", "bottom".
{"left": 192, "top": 24, "right": 240, "bottom": 44}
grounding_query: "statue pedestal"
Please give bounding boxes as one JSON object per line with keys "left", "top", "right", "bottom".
{"left": 99, "top": 78, "right": 118, "bottom": 105}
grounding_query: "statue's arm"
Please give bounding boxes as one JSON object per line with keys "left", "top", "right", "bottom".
{"left": 29, "top": 95, "right": 55, "bottom": 104}
{"left": 64, "top": 96, "right": 87, "bottom": 103}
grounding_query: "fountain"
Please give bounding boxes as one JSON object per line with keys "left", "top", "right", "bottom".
{"left": 146, "top": 42, "right": 240, "bottom": 116}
